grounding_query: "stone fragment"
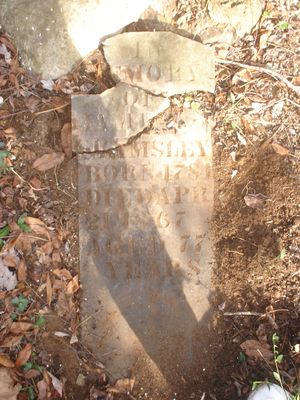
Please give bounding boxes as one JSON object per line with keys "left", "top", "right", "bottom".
{"left": 103, "top": 32, "right": 215, "bottom": 95}
{"left": 208, "top": 0, "right": 265, "bottom": 39}
{"left": 141, "top": 0, "right": 264, "bottom": 45}
{"left": 78, "top": 109, "right": 214, "bottom": 397}
{"left": 72, "top": 83, "right": 169, "bottom": 152}
{"left": 0, "top": 0, "right": 151, "bottom": 79}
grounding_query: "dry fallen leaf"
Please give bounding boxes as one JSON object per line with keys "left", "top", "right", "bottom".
{"left": 292, "top": 76, "right": 300, "bottom": 86}
{"left": 37, "top": 379, "right": 48, "bottom": 400}
{"left": 15, "top": 343, "right": 32, "bottom": 368}
{"left": 10, "top": 322, "right": 33, "bottom": 335}
{"left": 17, "top": 259, "right": 27, "bottom": 282}
{"left": 46, "top": 274, "right": 53, "bottom": 306}
{"left": 66, "top": 275, "right": 79, "bottom": 295}
{"left": 24, "top": 369, "right": 41, "bottom": 379}
{"left": 109, "top": 378, "right": 135, "bottom": 394}
{"left": 272, "top": 143, "right": 289, "bottom": 156}
{"left": 60, "top": 123, "right": 72, "bottom": 159}
{"left": 33, "top": 152, "right": 65, "bottom": 172}
{"left": 244, "top": 193, "right": 267, "bottom": 209}
{"left": 240, "top": 339, "right": 273, "bottom": 361}
{"left": 0, "top": 335, "right": 23, "bottom": 348}
{"left": 0, "top": 354, "right": 14, "bottom": 368}
{"left": 25, "top": 217, "right": 50, "bottom": 239}
{"left": 0, "top": 367, "right": 21, "bottom": 400}
{"left": 53, "top": 268, "right": 72, "bottom": 281}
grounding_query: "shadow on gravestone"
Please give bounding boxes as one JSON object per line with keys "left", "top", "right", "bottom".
{"left": 76, "top": 103, "right": 215, "bottom": 397}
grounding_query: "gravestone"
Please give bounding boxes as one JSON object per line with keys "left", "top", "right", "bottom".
{"left": 72, "top": 83, "right": 169, "bottom": 151}
{"left": 103, "top": 32, "right": 215, "bottom": 96}
{"left": 77, "top": 106, "right": 214, "bottom": 396}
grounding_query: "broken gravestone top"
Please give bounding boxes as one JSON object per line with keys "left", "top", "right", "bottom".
{"left": 103, "top": 32, "right": 215, "bottom": 96}
{"left": 0, "top": 0, "right": 151, "bottom": 79}
{"left": 72, "top": 83, "right": 170, "bottom": 152}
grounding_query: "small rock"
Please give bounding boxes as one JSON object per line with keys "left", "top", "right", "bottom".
{"left": 76, "top": 373, "right": 86, "bottom": 387}
{"left": 208, "top": 0, "right": 265, "bottom": 39}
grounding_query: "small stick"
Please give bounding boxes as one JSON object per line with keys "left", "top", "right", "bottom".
{"left": 11, "top": 168, "right": 48, "bottom": 192}
{"left": 224, "top": 311, "right": 262, "bottom": 317}
{"left": 34, "top": 103, "right": 70, "bottom": 116}
{"left": 0, "top": 109, "right": 29, "bottom": 120}
{"left": 216, "top": 58, "right": 300, "bottom": 96}
{"left": 224, "top": 309, "right": 289, "bottom": 317}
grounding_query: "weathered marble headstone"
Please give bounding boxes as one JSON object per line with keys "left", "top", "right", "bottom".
{"left": 77, "top": 107, "right": 214, "bottom": 396}
{"left": 72, "top": 83, "right": 169, "bottom": 151}
{"left": 0, "top": 0, "right": 151, "bottom": 79}
{"left": 103, "top": 32, "right": 215, "bottom": 96}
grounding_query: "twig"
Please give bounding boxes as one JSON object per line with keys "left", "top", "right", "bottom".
{"left": 34, "top": 103, "right": 70, "bottom": 116}
{"left": 216, "top": 58, "right": 300, "bottom": 96}
{"left": 11, "top": 168, "right": 48, "bottom": 192}
{"left": 0, "top": 109, "right": 29, "bottom": 120}
{"left": 224, "top": 311, "right": 262, "bottom": 317}
{"left": 224, "top": 309, "right": 289, "bottom": 317}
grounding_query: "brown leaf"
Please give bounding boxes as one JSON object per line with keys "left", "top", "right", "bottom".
{"left": 0, "top": 367, "right": 21, "bottom": 399}
{"left": 60, "top": 123, "right": 72, "bottom": 159}
{"left": 15, "top": 343, "right": 32, "bottom": 368}
{"left": 109, "top": 378, "right": 135, "bottom": 394}
{"left": 17, "top": 259, "right": 27, "bottom": 282}
{"left": 244, "top": 193, "right": 267, "bottom": 209}
{"left": 53, "top": 268, "right": 72, "bottom": 281}
{"left": 24, "top": 369, "right": 41, "bottom": 379}
{"left": 41, "top": 241, "right": 53, "bottom": 256}
{"left": 24, "top": 217, "right": 50, "bottom": 239}
{"left": 0, "top": 335, "right": 23, "bottom": 348}
{"left": 30, "top": 177, "right": 42, "bottom": 189}
{"left": 272, "top": 143, "right": 289, "bottom": 156}
{"left": 3, "top": 256, "right": 18, "bottom": 268}
{"left": 66, "top": 275, "right": 79, "bottom": 295}
{"left": 0, "top": 354, "right": 14, "bottom": 368}
{"left": 56, "top": 291, "right": 71, "bottom": 317}
{"left": 37, "top": 379, "right": 48, "bottom": 400}
{"left": 10, "top": 322, "right": 33, "bottom": 335}
{"left": 240, "top": 339, "right": 273, "bottom": 361}
{"left": 46, "top": 274, "right": 53, "bottom": 306}
{"left": 90, "top": 388, "right": 111, "bottom": 400}
{"left": 24, "top": 96, "right": 41, "bottom": 113}
{"left": 292, "top": 76, "right": 300, "bottom": 86}
{"left": 33, "top": 152, "right": 64, "bottom": 172}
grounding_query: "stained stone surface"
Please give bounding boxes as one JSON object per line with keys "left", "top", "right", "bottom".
{"left": 0, "top": 0, "right": 151, "bottom": 79}
{"left": 72, "top": 83, "right": 170, "bottom": 152}
{"left": 208, "top": 0, "right": 265, "bottom": 39}
{"left": 103, "top": 32, "right": 215, "bottom": 96}
{"left": 78, "top": 109, "right": 214, "bottom": 396}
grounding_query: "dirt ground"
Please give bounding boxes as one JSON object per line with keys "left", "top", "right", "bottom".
{"left": 0, "top": 0, "right": 299, "bottom": 399}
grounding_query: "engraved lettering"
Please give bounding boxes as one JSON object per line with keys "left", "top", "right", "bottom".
{"left": 175, "top": 211, "right": 185, "bottom": 227}
{"left": 174, "top": 186, "right": 189, "bottom": 204}
{"left": 147, "top": 64, "right": 161, "bottom": 81}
